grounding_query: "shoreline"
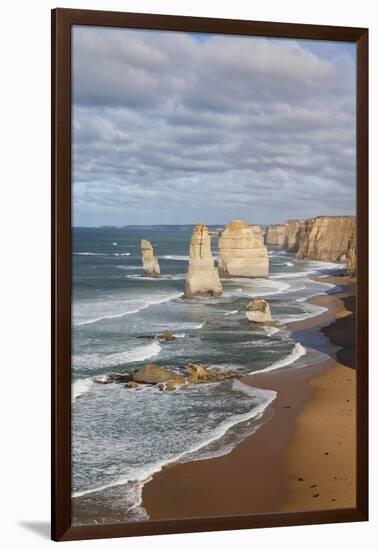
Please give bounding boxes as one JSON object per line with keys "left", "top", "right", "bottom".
{"left": 141, "top": 276, "right": 356, "bottom": 520}
{"left": 72, "top": 275, "right": 356, "bottom": 524}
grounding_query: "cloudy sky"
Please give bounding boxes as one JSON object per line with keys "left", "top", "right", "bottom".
{"left": 72, "top": 26, "right": 356, "bottom": 227}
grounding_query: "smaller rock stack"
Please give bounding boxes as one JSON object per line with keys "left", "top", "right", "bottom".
{"left": 141, "top": 239, "right": 160, "bottom": 277}
{"left": 184, "top": 224, "right": 223, "bottom": 298}
{"left": 246, "top": 299, "right": 273, "bottom": 324}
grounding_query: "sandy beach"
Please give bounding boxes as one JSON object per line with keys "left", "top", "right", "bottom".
{"left": 142, "top": 276, "right": 356, "bottom": 520}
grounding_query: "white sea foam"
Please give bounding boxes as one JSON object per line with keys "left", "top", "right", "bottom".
{"left": 193, "top": 321, "right": 207, "bottom": 329}
{"left": 270, "top": 271, "right": 313, "bottom": 279}
{"left": 74, "top": 292, "right": 182, "bottom": 326}
{"left": 73, "top": 252, "right": 107, "bottom": 256}
{"left": 224, "top": 310, "right": 238, "bottom": 316}
{"left": 264, "top": 326, "right": 280, "bottom": 336}
{"left": 159, "top": 255, "right": 189, "bottom": 261}
{"left": 278, "top": 302, "right": 328, "bottom": 324}
{"left": 116, "top": 265, "right": 142, "bottom": 271}
{"left": 252, "top": 343, "right": 306, "bottom": 374}
{"left": 112, "top": 242, "right": 118, "bottom": 246}
{"left": 126, "top": 274, "right": 185, "bottom": 281}
{"left": 285, "top": 262, "right": 294, "bottom": 266}
{"left": 173, "top": 332, "right": 186, "bottom": 338}
{"left": 73, "top": 341, "right": 162, "bottom": 370}
{"left": 73, "top": 383, "right": 276, "bottom": 499}
{"left": 72, "top": 377, "right": 94, "bottom": 401}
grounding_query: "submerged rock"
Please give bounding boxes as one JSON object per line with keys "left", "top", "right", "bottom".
{"left": 141, "top": 239, "right": 160, "bottom": 277}
{"left": 218, "top": 220, "right": 269, "bottom": 277}
{"left": 126, "top": 381, "right": 139, "bottom": 389}
{"left": 92, "top": 375, "right": 113, "bottom": 385}
{"left": 186, "top": 363, "right": 235, "bottom": 384}
{"left": 184, "top": 224, "right": 223, "bottom": 298}
{"left": 158, "top": 330, "right": 176, "bottom": 342}
{"left": 246, "top": 298, "right": 273, "bottom": 324}
{"left": 108, "top": 373, "right": 131, "bottom": 384}
{"left": 158, "top": 381, "right": 179, "bottom": 391}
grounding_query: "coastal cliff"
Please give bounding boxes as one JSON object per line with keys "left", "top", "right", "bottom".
{"left": 265, "top": 224, "right": 287, "bottom": 246}
{"left": 295, "top": 216, "right": 355, "bottom": 262}
{"left": 283, "top": 219, "right": 304, "bottom": 253}
{"left": 141, "top": 239, "right": 160, "bottom": 277}
{"left": 346, "top": 228, "right": 356, "bottom": 277}
{"left": 184, "top": 224, "right": 223, "bottom": 298}
{"left": 218, "top": 220, "right": 269, "bottom": 277}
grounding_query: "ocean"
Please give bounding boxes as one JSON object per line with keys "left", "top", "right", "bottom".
{"left": 71, "top": 225, "right": 344, "bottom": 522}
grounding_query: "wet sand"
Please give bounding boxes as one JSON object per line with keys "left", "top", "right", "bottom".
{"left": 142, "top": 276, "right": 356, "bottom": 520}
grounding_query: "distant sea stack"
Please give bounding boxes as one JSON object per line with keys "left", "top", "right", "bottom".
{"left": 141, "top": 239, "right": 160, "bottom": 277}
{"left": 295, "top": 216, "right": 355, "bottom": 262}
{"left": 283, "top": 219, "right": 304, "bottom": 252}
{"left": 265, "top": 224, "right": 287, "bottom": 246}
{"left": 218, "top": 220, "right": 269, "bottom": 277}
{"left": 184, "top": 224, "right": 223, "bottom": 298}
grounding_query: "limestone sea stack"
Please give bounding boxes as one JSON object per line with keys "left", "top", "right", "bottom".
{"left": 141, "top": 239, "right": 160, "bottom": 277}
{"left": 184, "top": 224, "right": 223, "bottom": 298}
{"left": 295, "top": 216, "right": 355, "bottom": 262}
{"left": 246, "top": 299, "right": 272, "bottom": 323}
{"left": 218, "top": 220, "right": 269, "bottom": 277}
{"left": 265, "top": 224, "right": 287, "bottom": 246}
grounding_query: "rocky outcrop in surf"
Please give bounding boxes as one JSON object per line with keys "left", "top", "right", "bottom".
{"left": 141, "top": 239, "right": 160, "bottom": 277}
{"left": 265, "top": 224, "right": 287, "bottom": 246}
{"left": 295, "top": 216, "right": 355, "bottom": 262}
{"left": 218, "top": 220, "right": 269, "bottom": 277}
{"left": 126, "top": 362, "right": 237, "bottom": 390}
{"left": 184, "top": 224, "right": 223, "bottom": 298}
{"left": 246, "top": 299, "right": 273, "bottom": 324}
{"left": 132, "top": 364, "right": 186, "bottom": 385}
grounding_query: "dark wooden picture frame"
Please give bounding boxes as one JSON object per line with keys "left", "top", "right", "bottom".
{"left": 52, "top": 8, "right": 368, "bottom": 542}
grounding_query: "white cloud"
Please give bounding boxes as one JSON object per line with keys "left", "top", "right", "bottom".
{"left": 72, "top": 27, "right": 356, "bottom": 226}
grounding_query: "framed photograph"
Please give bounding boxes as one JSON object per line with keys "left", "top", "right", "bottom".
{"left": 52, "top": 8, "right": 368, "bottom": 542}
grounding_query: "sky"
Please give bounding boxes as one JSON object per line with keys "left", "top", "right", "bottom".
{"left": 72, "top": 26, "right": 356, "bottom": 227}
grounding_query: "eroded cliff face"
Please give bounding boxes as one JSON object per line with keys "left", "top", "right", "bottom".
{"left": 265, "top": 224, "right": 287, "bottom": 246}
{"left": 283, "top": 219, "right": 304, "bottom": 252}
{"left": 295, "top": 216, "right": 355, "bottom": 262}
{"left": 218, "top": 220, "right": 269, "bottom": 277}
{"left": 141, "top": 239, "right": 160, "bottom": 277}
{"left": 346, "top": 228, "right": 356, "bottom": 277}
{"left": 184, "top": 224, "right": 223, "bottom": 298}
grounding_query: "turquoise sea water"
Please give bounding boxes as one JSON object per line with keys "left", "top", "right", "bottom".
{"left": 72, "top": 225, "right": 344, "bottom": 522}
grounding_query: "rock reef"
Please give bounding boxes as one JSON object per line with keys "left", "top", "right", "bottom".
{"left": 128, "top": 362, "right": 237, "bottom": 390}
{"left": 265, "top": 224, "right": 287, "bottom": 246}
{"left": 218, "top": 220, "right": 269, "bottom": 277}
{"left": 141, "top": 239, "right": 160, "bottom": 277}
{"left": 132, "top": 364, "right": 186, "bottom": 385}
{"left": 184, "top": 224, "right": 223, "bottom": 298}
